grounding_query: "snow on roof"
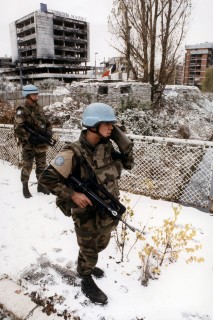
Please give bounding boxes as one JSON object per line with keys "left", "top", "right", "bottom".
{"left": 164, "top": 85, "right": 200, "bottom": 97}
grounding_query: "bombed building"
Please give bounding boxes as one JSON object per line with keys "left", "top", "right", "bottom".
{"left": 7, "top": 4, "right": 90, "bottom": 83}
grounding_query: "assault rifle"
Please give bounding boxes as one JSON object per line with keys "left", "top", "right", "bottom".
{"left": 68, "top": 175, "right": 141, "bottom": 233}
{"left": 23, "top": 124, "right": 56, "bottom": 147}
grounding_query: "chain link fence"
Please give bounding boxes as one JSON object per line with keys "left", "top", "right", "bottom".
{"left": 1, "top": 124, "right": 213, "bottom": 209}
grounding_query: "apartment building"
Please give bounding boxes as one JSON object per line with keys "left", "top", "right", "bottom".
{"left": 7, "top": 4, "right": 90, "bottom": 83}
{"left": 183, "top": 42, "right": 213, "bottom": 88}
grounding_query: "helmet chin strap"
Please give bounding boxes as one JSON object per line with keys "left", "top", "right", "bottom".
{"left": 88, "top": 125, "right": 109, "bottom": 140}
{"left": 27, "top": 95, "right": 37, "bottom": 104}
{"left": 88, "top": 127, "right": 102, "bottom": 137}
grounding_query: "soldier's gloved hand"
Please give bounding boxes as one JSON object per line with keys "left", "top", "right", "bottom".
{"left": 110, "top": 125, "right": 133, "bottom": 155}
{"left": 46, "top": 131, "right": 53, "bottom": 139}
{"left": 119, "top": 125, "right": 126, "bottom": 132}
{"left": 19, "top": 136, "right": 28, "bottom": 144}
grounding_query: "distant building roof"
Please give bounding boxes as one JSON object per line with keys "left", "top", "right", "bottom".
{"left": 185, "top": 42, "right": 213, "bottom": 50}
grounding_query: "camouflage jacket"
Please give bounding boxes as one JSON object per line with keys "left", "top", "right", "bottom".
{"left": 39, "top": 130, "right": 134, "bottom": 212}
{"left": 14, "top": 100, "right": 52, "bottom": 148}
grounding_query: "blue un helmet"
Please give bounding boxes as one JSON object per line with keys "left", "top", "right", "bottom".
{"left": 22, "top": 84, "right": 39, "bottom": 98}
{"left": 82, "top": 103, "right": 117, "bottom": 128}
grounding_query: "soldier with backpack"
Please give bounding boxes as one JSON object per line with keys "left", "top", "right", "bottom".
{"left": 39, "top": 102, "right": 134, "bottom": 304}
{"left": 14, "top": 84, "right": 52, "bottom": 198}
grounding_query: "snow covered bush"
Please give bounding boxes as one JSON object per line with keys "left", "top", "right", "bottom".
{"left": 38, "top": 79, "right": 63, "bottom": 90}
{"left": 0, "top": 76, "right": 19, "bottom": 92}
{"left": 114, "top": 195, "right": 135, "bottom": 262}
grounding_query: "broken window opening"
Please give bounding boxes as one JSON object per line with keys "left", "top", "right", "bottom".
{"left": 98, "top": 86, "right": 108, "bottom": 95}
{"left": 120, "top": 86, "right": 131, "bottom": 94}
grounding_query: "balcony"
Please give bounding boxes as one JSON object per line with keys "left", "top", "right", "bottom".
{"left": 19, "top": 45, "right": 36, "bottom": 52}
{"left": 17, "top": 23, "right": 35, "bottom": 34}
{"left": 54, "top": 45, "right": 86, "bottom": 52}
{"left": 18, "top": 34, "right": 36, "bottom": 43}
{"left": 53, "top": 25, "right": 64, "bottom": 30}
{"left": 19, "top": 55, "right": 37, "bottom": 61}
{"left": 54, "top": 55, "right": 87, "bottom": 62}
{"left": 63, "top": 26, "right": 76, "bottom": 33}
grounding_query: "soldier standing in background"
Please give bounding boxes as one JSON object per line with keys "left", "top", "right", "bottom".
{"left": 39, "top": 103, "right": 134, "bottom": 304}
{"left": 14, "top": 84, "right": 52, "bottom": 198}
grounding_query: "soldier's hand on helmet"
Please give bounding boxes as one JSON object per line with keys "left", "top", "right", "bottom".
{"left": 110, "top": 124, "right": 126, "bottom": 142}
{"left": 110, "top": 124, "right": 133, "bottom": 155}
{"left": 110, "top": 123, "right": 127, "bottom": 141}
{"left": 71, "top": 192, "right": 93, "bottom": 208}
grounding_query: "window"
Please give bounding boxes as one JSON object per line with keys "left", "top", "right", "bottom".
{"left": 120, "top": 86, "right": 130, "bottom": 94}
{"left": 98, "top": 86, "right": 108, "bottom": 95}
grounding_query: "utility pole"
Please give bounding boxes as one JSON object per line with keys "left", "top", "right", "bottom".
{"left": 94, "top": 52, "right": 98, "bottom": 78}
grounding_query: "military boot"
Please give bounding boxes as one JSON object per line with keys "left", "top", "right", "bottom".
{"left": 37, "top": 183, "right": 50, "bottom": 195}
{"left": 23, "top": 182, "right": 32, "bottom": 198}
{"left": 81, "top": 274, "right": 108, "bottom": 304}
{"left": 91, "top": 267, "right": 105, "bottom": 278}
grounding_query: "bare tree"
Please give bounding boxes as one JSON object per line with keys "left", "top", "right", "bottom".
{"left": 108, "top": 0, "right": 191, "bottom": 102}
{"left": 202, "top": 67, "right": 213, "bottom": 93}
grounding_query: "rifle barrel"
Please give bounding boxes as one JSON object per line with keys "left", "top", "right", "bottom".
{"left": 68, "top": 176, "right": 144, "bottom": 233}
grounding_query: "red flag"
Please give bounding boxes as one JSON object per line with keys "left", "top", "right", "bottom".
{"left": 102, "top": 63, "right": 116, "bottom": 77}
{"left": 102, "top": 69, "right": 110, "bottom": 77}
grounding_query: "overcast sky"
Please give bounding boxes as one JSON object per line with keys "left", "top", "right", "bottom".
{"left": 0, "top": 0, "right": 213, "bottom": 66}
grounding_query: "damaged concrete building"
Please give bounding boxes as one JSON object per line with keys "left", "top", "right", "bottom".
{"left": 7, "top": 4, "right": 90, "bottom": 83}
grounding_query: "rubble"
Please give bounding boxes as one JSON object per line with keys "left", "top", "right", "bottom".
{"left": 1, "top": 83, "right": 213, "bottom": 141}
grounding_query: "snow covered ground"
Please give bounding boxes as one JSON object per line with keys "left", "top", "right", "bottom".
{"left": 0, "top": 159, "right": 213, "bottom": 320}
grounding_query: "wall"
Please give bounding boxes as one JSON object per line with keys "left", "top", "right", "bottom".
{"left": 36, "top": 12, "right": 55, "bottom": 58}
{"left": 69, "top": 81, "right": 152, "bottom": 108}
{"left": 0, "top": 81, "right": 152, "bottom": 108}
{"left": 9, "top": 22, "right": 18, "bottom": 62}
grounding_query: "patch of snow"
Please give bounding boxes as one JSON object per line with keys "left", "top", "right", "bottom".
{"left": 53, "top": 86, "right": 70, "bottom": 95}
{"left": 0, "top": 160, "right": 213, "bottom": 320}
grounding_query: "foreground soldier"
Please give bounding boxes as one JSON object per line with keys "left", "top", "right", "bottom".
{"left": 14, "top": 84, "right": 52, "bottom": 198}
{"left": 39, "top": 103, "right": 134, "bottom": 304}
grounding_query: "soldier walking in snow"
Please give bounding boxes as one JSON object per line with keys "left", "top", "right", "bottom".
{"left": 39, "top": 103, "right": 134, "bottom": 304}
{"left": 14, "top": 84, "right": 52, "bottom": 198}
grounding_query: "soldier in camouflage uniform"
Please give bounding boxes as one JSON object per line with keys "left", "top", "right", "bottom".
{"left": 14, "top": 84, "right": 52, "bottom": 198}
{"left": 39, "top": 103, "right": 134, "bottom": 304}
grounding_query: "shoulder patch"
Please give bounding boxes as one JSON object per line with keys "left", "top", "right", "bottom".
{"left": 55, "top": 156, "right": 65, "bottom": 166}
{"left": 16, "top": 109, "right": 23, "bottom": 115}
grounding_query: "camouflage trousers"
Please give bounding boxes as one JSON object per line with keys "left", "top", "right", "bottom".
{"left": 21, "top": 147, "right": 47, "bottom": 183}
{"left": 72, "top": 207, "right": 119, "bottom": 276}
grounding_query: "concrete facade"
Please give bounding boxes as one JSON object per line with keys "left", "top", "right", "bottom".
{"left": 36, "top": 12, "right": 55, "bottom": 58}
{"left": 8, "top": 5, "right": 90, "bottom": 83}
{"left": 69, "top": 80, "right": 151, "bottom": 108}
